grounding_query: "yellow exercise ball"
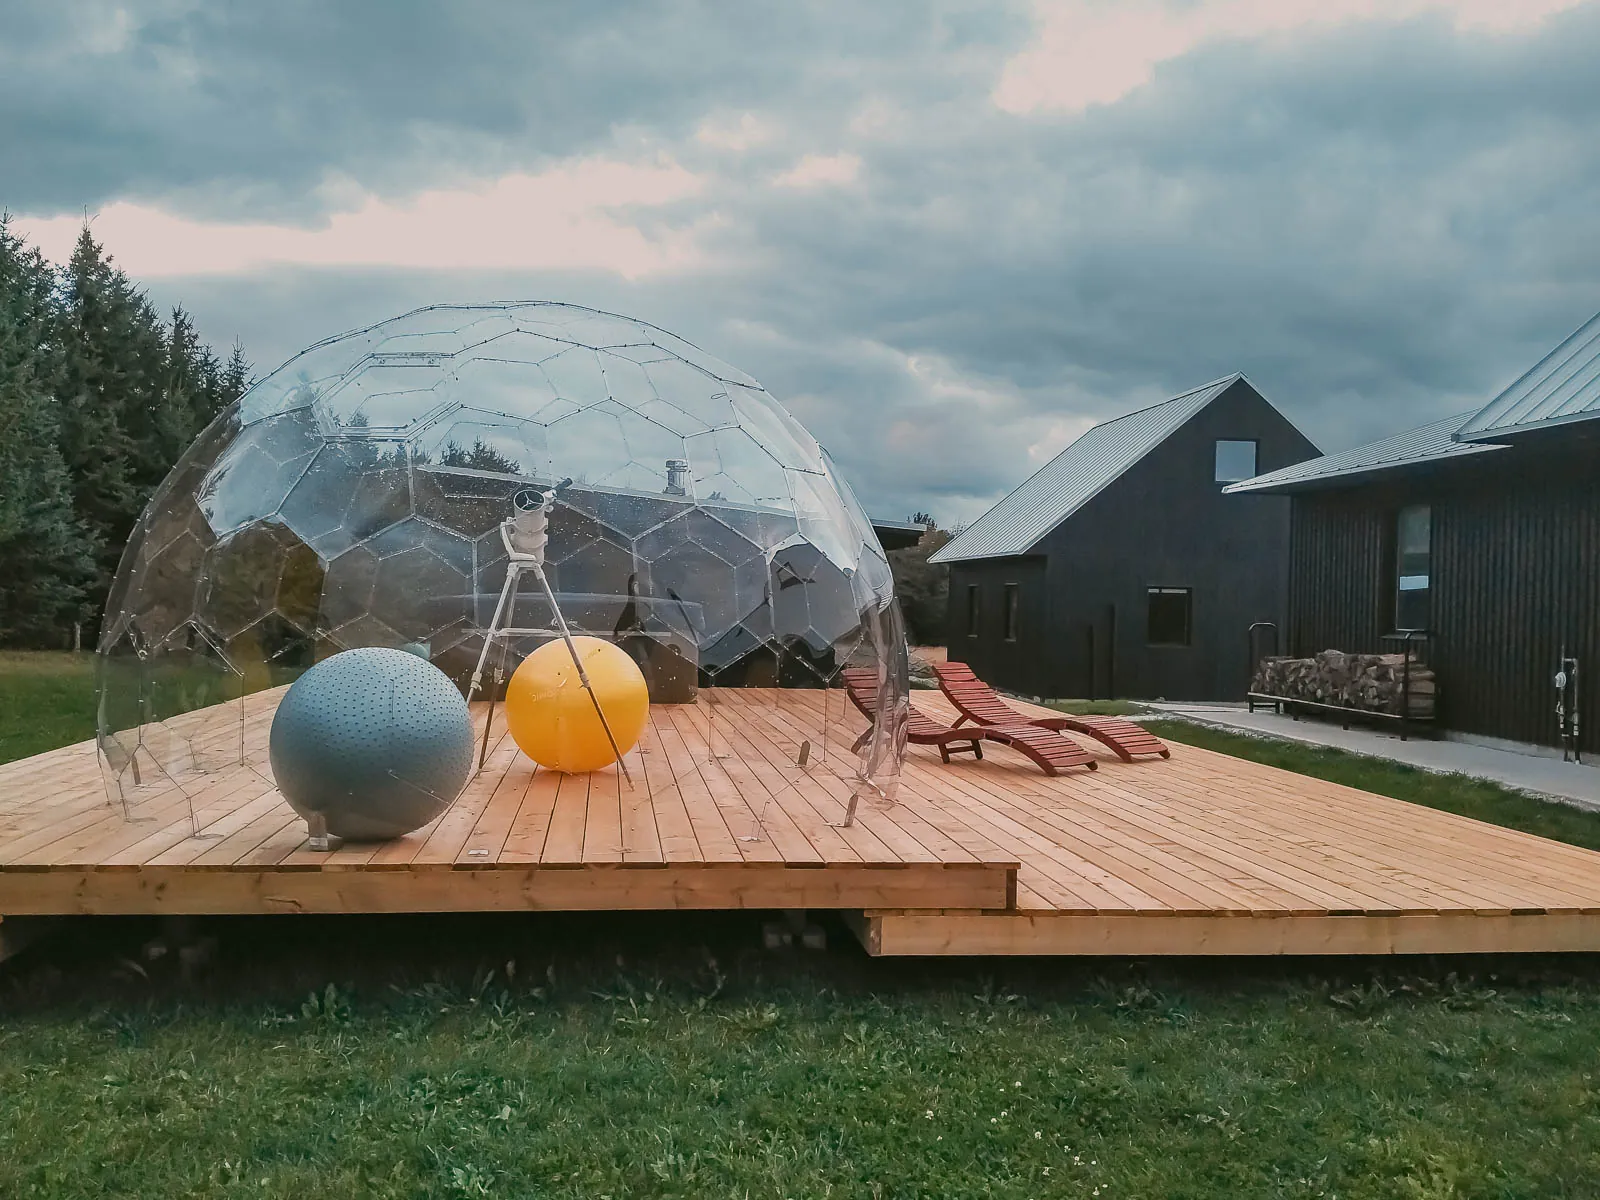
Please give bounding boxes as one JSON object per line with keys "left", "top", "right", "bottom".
{"left": 505, "top": 636, "right": 650, "bottom": 773}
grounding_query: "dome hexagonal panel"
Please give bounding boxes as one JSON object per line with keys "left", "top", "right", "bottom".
{"left": 96, "top": 302, "right": 908, "bottom": 818}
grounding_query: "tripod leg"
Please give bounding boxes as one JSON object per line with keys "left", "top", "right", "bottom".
{"left": 477, "top": 639, "right": 512, "bottom": 772}
{"left": 530, "top": 563, "right": 634, "bottom": 787}
{"left": 470, "top": 569, "right": 517, "bottom": 700}
{"left": 473, "top": 567, "right": 519, "bottom": 772}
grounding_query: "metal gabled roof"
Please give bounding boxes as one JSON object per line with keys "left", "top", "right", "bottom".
{"left": 1223, "top": 411, "right": 1505, "bottom": 495}
{"left": 929, "top": 374, "right": 1242, "bottom": 564}
{"left": 1457, "top": 309, "right": 1600, "bottom": 442}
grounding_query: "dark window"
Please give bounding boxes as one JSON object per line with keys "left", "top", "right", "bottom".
{"left": 1147, "top": 587, "right": 1192, "bottom": 646}
{"left": 1394, "top": 504, "right": 1431, "bottom": 630}
{"left": 965, "top": 585, "right": 980, "bottom": 637}
{"left": 1214, "top": 439, "right": 1258, "bottom": 482}
{"left": 1003, "top": 583, "right": 1020, "bottom": 642}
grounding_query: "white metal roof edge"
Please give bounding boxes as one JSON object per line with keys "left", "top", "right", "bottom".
{"left": 1456, "top": 404, "right": 1600, "bottom": 443}
{"left": 1456, "top": 308, "right": 1600, "bottom": 441}
{"left": 1224, "top": 412, "right": 1507, "bottom": 494}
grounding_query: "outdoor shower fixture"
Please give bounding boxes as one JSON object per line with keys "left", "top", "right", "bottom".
{"left": 1557, "top": 649, "right": 1582, "bottom": 763}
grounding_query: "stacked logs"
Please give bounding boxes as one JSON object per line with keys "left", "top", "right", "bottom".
{"left": 1251, "top": 650, "right": 1435, "bottom": 718}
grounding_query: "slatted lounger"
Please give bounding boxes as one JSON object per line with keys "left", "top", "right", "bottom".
{"left": 933, "top": 661, "right": 1170, "bottom": 762}
{"left": 841, "top": 668, "right": 1097, "bottom": 776}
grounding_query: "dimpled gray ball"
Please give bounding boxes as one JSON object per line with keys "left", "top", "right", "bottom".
{"left": 269, "top": 647, "right": 473, "bottom": 841}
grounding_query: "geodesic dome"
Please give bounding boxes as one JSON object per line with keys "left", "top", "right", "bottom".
{"left": 97, "top": 302, "right": 908, "bottom": 822}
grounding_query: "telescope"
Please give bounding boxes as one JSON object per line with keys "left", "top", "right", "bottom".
{"left": 504, "top": 477, "right": 571, "bottom": 559}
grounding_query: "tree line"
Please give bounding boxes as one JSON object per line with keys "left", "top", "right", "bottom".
{"left": 0, "top": 218, "right": 250, "bottom": 649}
{"left": 887, "top": 517, "right": 951, "bottom": 647}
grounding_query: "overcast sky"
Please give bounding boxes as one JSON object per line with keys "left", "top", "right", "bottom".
{"left": 10, "top": 0, "right": 1600, "bottom": 525}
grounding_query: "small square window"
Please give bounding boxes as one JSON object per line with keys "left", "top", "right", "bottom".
{"left": 1215, "top": 439, "right": 1258, "bottom": 483}
{"left": 1147, "top": 587, "right": 1192, "bottom": 646}
{"left": 1003, "top": 583, "right": 1020, "bottom": 642}
{"left": 965, "top": 585, "right": 980, "bottom": 638}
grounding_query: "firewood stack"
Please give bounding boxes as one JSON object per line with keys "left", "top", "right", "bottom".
{"left": 1251, "top": 650, "right": 1436, "bottom": 718}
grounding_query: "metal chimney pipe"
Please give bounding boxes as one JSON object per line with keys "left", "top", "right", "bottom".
{"left": 665, "top": 458, "right": 690, "bottom": 496}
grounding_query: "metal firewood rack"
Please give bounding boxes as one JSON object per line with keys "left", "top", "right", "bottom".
{"left": 1246, "top": 625, "right": 1435, "bottom": 741}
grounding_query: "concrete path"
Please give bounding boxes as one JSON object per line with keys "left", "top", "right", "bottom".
{"left": 1142, "top": 701, "right": 1600, "bottom": 811}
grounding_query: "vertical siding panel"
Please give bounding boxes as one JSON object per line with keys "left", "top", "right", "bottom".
{"left": 1285, "top": 460, "right": 1599, "bottom": 750}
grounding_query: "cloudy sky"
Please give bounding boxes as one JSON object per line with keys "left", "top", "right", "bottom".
{"left": 9, "top": 0, "right": 1600, "bottom": 525}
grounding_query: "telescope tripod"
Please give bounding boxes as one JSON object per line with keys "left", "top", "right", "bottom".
{"left": 467, "top": 487, "right": 633, "bottom": 786}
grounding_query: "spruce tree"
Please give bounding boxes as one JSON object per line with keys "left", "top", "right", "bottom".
{"left": 0, "top": 223, "right": 252, "bottom": 647}
{"left": 221, "top": 341, "right": 251, "bottom": 404}
{"left": 54, "top": 225, "right": 176, "bottom": 622}
{"left": 155, "top": 304, "right": 207, "bottom": 468}
{"left": 0, "top": 218, "right": 94, "bottom": 645}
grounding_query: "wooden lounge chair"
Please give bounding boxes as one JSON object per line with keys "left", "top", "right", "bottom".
{"left": 841, "top": 668, "right": 1096, "bottom": 775}
{"left": 933, "top": 661, "right": 1170, "bottom": 762}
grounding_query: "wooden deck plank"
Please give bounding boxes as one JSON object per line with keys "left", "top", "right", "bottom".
{"left": 541, "top": 771, "right": 593, "bottom": 866}
{"left": 752, "top": 693, "right": 953, "bottom": 865}
{"left": 663, "top": 703, "right": 786, "bottom": 864}
{"left": 5, "top": 688, "right": 1600, "bottom": 954}
{"left": 859, "top": 911, "right": 1600, "bottom": 957}
{"left": 583, "top": 764, "right": 626, "bottom": 865}
{"left": 634, "top": 710, "right": 701, "bottom": 863}
{"left": 497, "top": 767, "right": 562, "bottom": 862}
{"left": 723, "top": 691, "right": 899, "bottom": 863}
{"left": 0, "top": 864, "right": 1010, "bottom": 915}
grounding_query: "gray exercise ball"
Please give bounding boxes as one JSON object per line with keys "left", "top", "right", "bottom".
{"left": 269, "top": 647, "right": 474, "bottom": 841}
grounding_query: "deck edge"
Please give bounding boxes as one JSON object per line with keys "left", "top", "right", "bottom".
{"left": 0, "top": 863, "right": 1014, "bottom": 916}
{"left": 858, "top": 910, "right": 1600, "bottom": 956}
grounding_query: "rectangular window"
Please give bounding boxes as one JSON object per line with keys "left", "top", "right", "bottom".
{"left": 965, "top": 585, "right": 981, "bottom": 637}
{"left": 1214, "top": 439, "right": 1258, "bottom": 483}
{"left": 1394, "top": 504, "right": 1431, "bottom": 630}
{"left": 1147, "top": 587, "right": 1192, "bottom": 646}
{"left": 1003, "top": 583, "right": 1020, "bottom": 642}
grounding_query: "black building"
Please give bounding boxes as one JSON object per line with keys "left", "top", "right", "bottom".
{"left": 931, "top": 375, "right": 1319, "bottom": 700}
{"left": 1228, "top": 311, "right": 1600, "bottom": 756}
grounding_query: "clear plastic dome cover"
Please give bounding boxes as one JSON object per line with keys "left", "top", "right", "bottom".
{"left": 97, "top": 302, "right": 908, "bottom": 826}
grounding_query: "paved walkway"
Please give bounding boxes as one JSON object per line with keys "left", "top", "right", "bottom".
{"left": 1142, "top": 701, "right": 1600, "bottom": 811}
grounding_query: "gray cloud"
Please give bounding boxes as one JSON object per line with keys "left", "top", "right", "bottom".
{"left": 3, "top": 1, "right": 1018, "bottom": 219}
{"left": 13, "top": 0, "right": 1600, "bottom": 525}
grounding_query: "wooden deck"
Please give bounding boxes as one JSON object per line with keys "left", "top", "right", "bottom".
{"left": 5, "top": 688, "right": 1600, "bottom": 957}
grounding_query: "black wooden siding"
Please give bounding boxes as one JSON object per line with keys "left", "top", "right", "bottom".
{"left": 1287, "top": 496, "right": 1388, "bottom": 655}
{"left": 947, "top": 379, "right": 1319, "bottom": 700}
{"left": 1288, "top": 453, "right": 1600, "bottom": 753}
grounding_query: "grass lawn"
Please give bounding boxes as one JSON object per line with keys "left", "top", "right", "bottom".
{"left": 1048, "top": 698, "right": 1149, "bottom": 717}
{"left": 8, "top": 660, "right": 1600, "bottom": 1196}
{"left": 0, "top": 651, "right": 97, "bottom": 765}
{"left": 6, "top": 917, "right": 1600, "bottom": 1198}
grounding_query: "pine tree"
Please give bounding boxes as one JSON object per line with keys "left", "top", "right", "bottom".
{"left": 0, "top": 223, "right": 252, "bottom": 647}
{"left": 220, "top": 340, "right": 252, "bottom": 409}
{"left": 155, "top": 304, "right": 207, "bottom": 467}
{"left": 0, "top": 218, "right": 94, "bottom": 645}
{"left": 53, "top": 225, "right": 177, "bottom": 622}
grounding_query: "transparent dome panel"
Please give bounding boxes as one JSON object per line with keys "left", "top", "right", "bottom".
{"left": 96, "top": 302, "right": 908, "bottom": 831}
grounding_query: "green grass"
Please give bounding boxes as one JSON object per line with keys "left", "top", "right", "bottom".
{"left": 1047, "top": 698, "right": 1148, "bottom": 717}
{"left": 7, "top": 916, "right": 1600, "bottom": 1198}
{"left": 0, "top": 651, "right": 96, "bottom": 765}
{"left": 1146, "top": 718, "right": 1600, "bottom": 852}
{"left": 9, "top": 662, "right": 1600, "bottom": 1195}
